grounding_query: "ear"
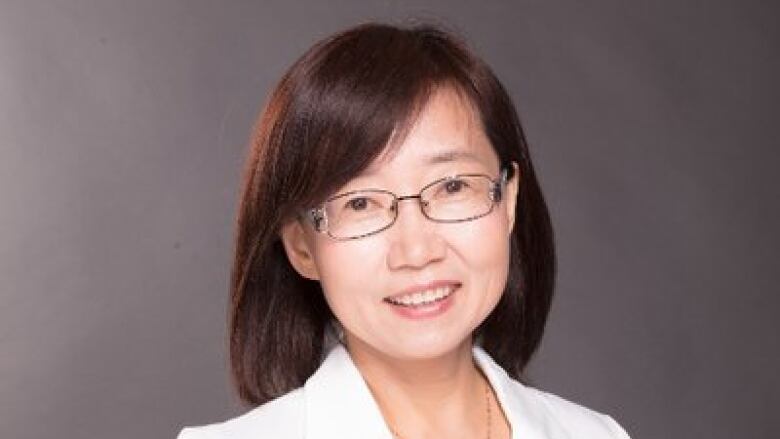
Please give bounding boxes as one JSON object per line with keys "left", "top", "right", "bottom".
{"left": 280, "top": 219, "right": 321, "bottom": 280}
{"left": 504, "top": 161, "right": 521, "bottom": 233}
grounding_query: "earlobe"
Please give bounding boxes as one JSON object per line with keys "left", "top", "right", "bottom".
{"left": 505, "top": 162, "right": 521, "bottom": 233}
{"left": 280, "top": 220, "right": 321, "bottom": 280}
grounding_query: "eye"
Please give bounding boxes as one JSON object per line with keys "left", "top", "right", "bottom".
{"left": 444, "top": 179, "right": 467, "bottom": 194}
{"left": 346, "top": 197, "right": 369, "bottom": 211}
{"left": 329, "top": 192, "right": 389, "bottom": 216}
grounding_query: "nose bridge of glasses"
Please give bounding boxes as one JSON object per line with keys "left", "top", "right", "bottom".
{"left": 392, "top": 193, "right": 430, "bottom": 216}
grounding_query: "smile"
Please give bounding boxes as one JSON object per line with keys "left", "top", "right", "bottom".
{"left": 384, "top": 285, "right": 457, "bottom": 307}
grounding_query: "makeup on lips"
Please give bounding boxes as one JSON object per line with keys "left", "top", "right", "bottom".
{"left": 383, "top": 281, "right": 461, "bottom": 320}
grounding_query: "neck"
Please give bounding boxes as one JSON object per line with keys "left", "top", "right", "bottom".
{"left": 345, "top": 337, "right": 488, "bottom": 438}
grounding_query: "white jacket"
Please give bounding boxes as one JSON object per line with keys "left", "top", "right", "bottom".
{"left": 178, "top": 344, "right": 631, "bottom": 438}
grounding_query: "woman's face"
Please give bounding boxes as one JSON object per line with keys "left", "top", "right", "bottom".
{"left": 282, "top": 87, "right": 519, "bottom": 361}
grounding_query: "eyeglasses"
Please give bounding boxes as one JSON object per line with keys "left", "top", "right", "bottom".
{"left": 306, "top": 169, "right": 509, "bottom": 240}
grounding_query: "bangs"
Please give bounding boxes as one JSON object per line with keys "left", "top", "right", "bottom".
{"left": 271, "top": 24, "right": 478, "bottom": 214}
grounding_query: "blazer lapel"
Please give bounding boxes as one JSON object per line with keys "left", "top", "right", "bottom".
{"left": 303, "top": 344, "right": 394, "bottom": 439}
{"left": 473, "top": 346, "right": 565, "bottom": 439}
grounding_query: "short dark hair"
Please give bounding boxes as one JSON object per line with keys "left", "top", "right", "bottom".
{"left": 230, "top": 22, "right": 556, "bottom": 406}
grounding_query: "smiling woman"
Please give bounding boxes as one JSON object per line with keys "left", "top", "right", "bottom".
{"left": 177, "top": 22, "right": 631, "bottom": 439}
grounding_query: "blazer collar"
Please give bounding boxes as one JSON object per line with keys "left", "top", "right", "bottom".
{"left": 303, "top": 344, "right": 393, "bottom": 439}
{"left": 303, "top": 344, "right": 555, "bottom": 439}
{"left": 472, "top": 347, "right": 562, "bottom": 439}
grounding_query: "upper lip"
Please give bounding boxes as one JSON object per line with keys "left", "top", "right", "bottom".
{"left": 384, "top": 280, "right": 461, "bottom": 301}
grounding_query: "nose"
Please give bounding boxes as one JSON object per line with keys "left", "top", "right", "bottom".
{"left": 386, "top": 198, "right": 447, "bottom": 271}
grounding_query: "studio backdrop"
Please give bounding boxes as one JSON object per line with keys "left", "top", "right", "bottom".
{"left": 1, "top": 1, "right": 777, "bottom": 438}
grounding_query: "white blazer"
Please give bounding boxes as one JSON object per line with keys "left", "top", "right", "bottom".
{"left": 178, "top": 345, "right": 631, "bottom": 438}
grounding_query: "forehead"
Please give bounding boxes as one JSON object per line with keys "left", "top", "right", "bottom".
{"left": 365, "top": 86, "right": 499, "bottom": 174}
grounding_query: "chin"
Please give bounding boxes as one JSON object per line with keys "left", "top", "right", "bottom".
{"left": 375, "top": 333, "right": 474, "bottom": 361}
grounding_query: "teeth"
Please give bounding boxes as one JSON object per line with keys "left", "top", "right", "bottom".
{"left": 387, "top": 286, "right": 455, "bottom": 307}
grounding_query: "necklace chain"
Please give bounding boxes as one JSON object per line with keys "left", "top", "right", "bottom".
{"left": 389, "top": 378, "right": 492, "bottom": 439}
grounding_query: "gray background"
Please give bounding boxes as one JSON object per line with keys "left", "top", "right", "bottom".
{"left": 1, "top": 1, "right": 777, "bottom": 438}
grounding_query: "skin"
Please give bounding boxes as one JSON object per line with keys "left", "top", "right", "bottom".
{"left": 281, "top": 87, "right": 518, "bottom": 438}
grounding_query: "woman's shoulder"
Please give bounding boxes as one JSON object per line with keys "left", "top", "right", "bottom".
{"left": 473, "top": 346, "right": 631, "bottom": 438}
{"left": 518, "top": 384, "right": 631, "bottom": 438}
{"left": 176, "top": 388, "right": 305, "bottom": 439}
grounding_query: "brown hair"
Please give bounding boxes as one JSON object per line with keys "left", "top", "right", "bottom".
{"left": 230, "top": 22, "right": 556, "bottom": 405}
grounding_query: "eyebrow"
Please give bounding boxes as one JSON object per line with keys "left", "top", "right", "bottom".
{"left": 359, "top": 149, "right": 482, "bottom": 178}
{"left": 424, "top": 149, "right": 482, "bottom": 165}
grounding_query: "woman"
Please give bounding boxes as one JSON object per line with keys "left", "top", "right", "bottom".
{"left": 178, "top": 23, "right": 631, "bottom": 439}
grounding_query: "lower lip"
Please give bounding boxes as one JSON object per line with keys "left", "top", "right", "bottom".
{"left": 385, "top": 288, "right": 457, "bottom": 320}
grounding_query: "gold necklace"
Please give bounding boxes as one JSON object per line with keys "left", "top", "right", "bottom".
{"left": 388, "top": 378, "right": 493, "bottom": 439}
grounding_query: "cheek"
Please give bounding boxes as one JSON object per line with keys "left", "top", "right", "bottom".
{"left": 311, "top": 241, "right": 385, "bottom": 307}
{"left": 449, "top": 213, "right": 512, "bottom": 316}
{"left": 451, "top": 213, "right": 511, "bottom": 271}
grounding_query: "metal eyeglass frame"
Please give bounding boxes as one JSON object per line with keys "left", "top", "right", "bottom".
{"left": 306, "top": 168, "right": 509, "bottom": 241}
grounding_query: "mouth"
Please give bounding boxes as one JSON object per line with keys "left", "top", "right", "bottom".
{"left": 383, "top": 282, "right": 460, "bottom": 308}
